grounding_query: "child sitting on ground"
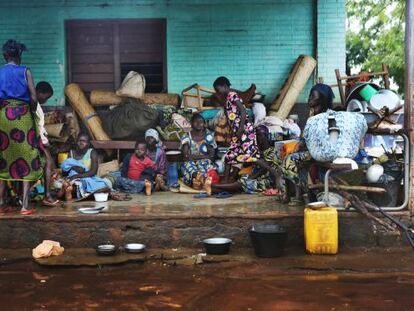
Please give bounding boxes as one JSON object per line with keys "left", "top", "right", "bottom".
{"left": 115, "top": 142, "right": 155, "bottom": 195}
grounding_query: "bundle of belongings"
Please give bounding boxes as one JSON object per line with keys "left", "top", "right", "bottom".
{"left": 32, "top": 240, "right": 64, "bottom": 259}
{"left": 304, "top": 111, "right": 367, "bottom": 162}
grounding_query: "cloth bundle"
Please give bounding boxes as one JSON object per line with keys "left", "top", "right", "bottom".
{"left": 304, "top": 110, "right": 367, "bottom": 162}
{"left": 100, "top": 98, "right": 159, "bottom": 140}
{"left": 32, "top": 240, "right": 64, "bottom": 259}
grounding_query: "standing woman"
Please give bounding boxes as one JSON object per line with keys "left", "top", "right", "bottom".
{"left": 213, "top": 76, "right": 260, "bottom": 182}
{"left": 0, "top": 39, "right": 43, "bottom": 215}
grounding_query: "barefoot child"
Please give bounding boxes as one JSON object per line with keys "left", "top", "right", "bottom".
{"left": 35, "top": 81, "right": 60, "bottom": 206}
{"left": 116, "top": 142, "right": 155, "bottom": 195}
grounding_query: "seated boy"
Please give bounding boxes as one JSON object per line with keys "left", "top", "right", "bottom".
{"left": 115, "top": 142, "right": 154, "bottom": 195}
{"left": 35, "top": 81, "right": 61, "bottom": 206}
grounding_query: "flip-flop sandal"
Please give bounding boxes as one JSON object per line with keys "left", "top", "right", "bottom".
{"left": 20, "top": 209, "right": 36, "bottom": 215}
{"left": 42, "top": 199, "right": 62, "bottom": 207}
{"left": 262, "top": 189, "right": 282, "bottom": 197}
{"left": 215, "top": 192, "right": 233, "bottom": 199}
{"left": 0, "top": 206, "right": 14, "bottom": 215}
{"left": 194, "top": 193, "right": 209, "bottom": 199}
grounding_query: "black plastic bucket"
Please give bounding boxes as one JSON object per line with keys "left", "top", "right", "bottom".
{"left": 368, "top": 180, "right": 401, "bottom": 207}
{"left": 249, "top": 224, "right": 287, "bottom": 258}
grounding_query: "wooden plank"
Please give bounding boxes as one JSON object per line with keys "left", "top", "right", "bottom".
{"left": 71, "top": 63, "right": 114, "bottom": 74}
{"left": 120, "top": 53, "right": 163, "bottom": 63}
{"left": 113, "top": 23, "right": 121, "bottom": 89}
{"left": 72, "top": 73, "right": 114, "bottom": 83}
{"left": 71, "top": 45, "right": 114, "bottom": 54}
{"left": 80, "top": 83, "right": 115, "bottom": 92}
{"left": 71, "top": 54, "right": 114, "bottom": 64}
{"left": 91, "top": 140, "right": 180, "bottom": 150}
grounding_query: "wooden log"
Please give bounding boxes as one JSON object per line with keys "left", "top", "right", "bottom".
{"left": 90, "top": 90, "right": 122, "bottom": 106}
{"left": 308, "top": 183, "right": 386, "bottom": 193}
{"left": 338, "top": 190, "right": 396, "bottom": 232}
{"left": 141, "top": 93, "right": 180, "bottom": 106}
{"left": 269, "top": 55, "right": 317, "bottom": 119}
{"left": 64, "top": 83, "right": 111, "bottom": 141}
{"left": 90, "top": 91, "right": 180, "bottom": 107}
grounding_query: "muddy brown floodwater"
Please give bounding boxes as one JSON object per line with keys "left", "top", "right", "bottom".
{"left": 1, "top": 259, "right": 414, "bottom": 311}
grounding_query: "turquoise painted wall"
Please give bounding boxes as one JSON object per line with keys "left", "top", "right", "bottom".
{"left": 0, "top": 0, "right": 345, "bottom": 106}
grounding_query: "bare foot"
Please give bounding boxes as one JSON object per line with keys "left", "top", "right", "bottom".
{"left": 194, "top": 171, "right": 204, "bottom": 184}
{"left": 155, "top": 174, "right": 165, "bottom": 192}
{"left": 192, "top": 178, "right": 203, "bottom": 190}
{"left": 64, "top": 181, "right": 73, "bottom": 202}
{"left": 144, "top": 180, "right": 152, "bottom": 196}
{"left": 204, "top": 176, "right": 212, "bottom": 196}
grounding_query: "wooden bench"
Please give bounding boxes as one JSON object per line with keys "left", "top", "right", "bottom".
{"left": 91, "top": 140, "right": 181, "bottom": 161}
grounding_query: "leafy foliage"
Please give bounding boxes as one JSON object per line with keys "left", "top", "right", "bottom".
{"left": 346, "top": 0, "right": 405, "bottom": 92}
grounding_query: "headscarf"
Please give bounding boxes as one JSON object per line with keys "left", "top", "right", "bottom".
{"left": 310, "top": 83, "right": 335, "bottom": 110}
{"left": 145, "top": 128, "right": 159, "bottom": 142}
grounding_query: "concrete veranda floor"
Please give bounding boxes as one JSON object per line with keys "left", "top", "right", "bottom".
{"left": 0, "top": 192, "right": 303, "bottom": 220}
{"left": 0, "top": 192, "right": 410, "bottom": 249}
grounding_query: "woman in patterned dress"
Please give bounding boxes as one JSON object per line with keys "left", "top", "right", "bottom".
{"left": 180, "top": 113, "right": 217, "bottom": 192}
{"left": 213, "top": 76, "right": 260, "bottom": 182}
{"left": 0, "top": 40, "right": 43, "bottom": 215}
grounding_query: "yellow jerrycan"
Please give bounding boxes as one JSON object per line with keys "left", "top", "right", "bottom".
{"left": 304, "top": 203, "right": 338, "bottom": 254}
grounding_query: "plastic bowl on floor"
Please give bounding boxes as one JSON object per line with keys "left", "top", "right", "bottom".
{"left": 202, "top": 238, "right": 233, "bottom": 255}
{"left": 96, "top": 244, "right": 117, "bottom": 256}
{"left": 124, "top": 243, "right": 146, "bottom": 253}
{"left": 94, "top": 192, "right": 109, "bottom": 202}
{"left": 249, "top": 224, "right": 287, "bottom": 258}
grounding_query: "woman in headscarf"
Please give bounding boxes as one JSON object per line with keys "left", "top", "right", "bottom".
{"left": 145, "top": 128, "right": 168, "bottom": 191}
{"left": 180, "top": 113, "right": 218, "bottom": 193}
{"left": 281, "top": 83, "right": 335, "bottom": 204}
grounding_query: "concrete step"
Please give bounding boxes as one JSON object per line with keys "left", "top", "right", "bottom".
{"left": 0, "top": 193, "right": 410, "bottom": 249}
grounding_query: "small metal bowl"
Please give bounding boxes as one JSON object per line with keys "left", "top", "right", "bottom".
{"left": 202, "top": 238, "right": 233, "bottom": 255}
{"left": 124, "top": 243, "right": 146, "bottom": 253}
{"left": 96, "top": 244, "right": 117, "bottom": 256}
{"left": 306, "top": 201, "right": 328, "bottom": 210}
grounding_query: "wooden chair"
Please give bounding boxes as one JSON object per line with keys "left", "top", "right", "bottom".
{"left": 181, "top": 84, "right": 216, "bottom": 110}
{"left": 334, "top": 64, "right": 390, "bottom": 107}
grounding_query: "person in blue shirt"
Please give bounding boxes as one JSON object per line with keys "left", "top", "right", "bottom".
{"left": 0, "top": 39, "right": 43, "bottom": 215}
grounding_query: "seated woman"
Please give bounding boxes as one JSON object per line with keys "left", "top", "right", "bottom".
{"left": 59, "top": 133, "right": 112, "bottom": 201}
{"left": 282, "top": 83, "right": 335, "bottom": 204}
{"left": 180, "top": 113, "right": 218, "bottom": 193}
{"left": 211, "top": 126, "right": 282, "bottom": 195}
{"left": 115, "top": 141, "right": 154, "bottom": 195}
{"left": 145, "top": 128, "right": 168, "bottom": 191}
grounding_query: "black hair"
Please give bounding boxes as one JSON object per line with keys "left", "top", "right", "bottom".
{"left": 213, "top": 76, "right": 231, "bottom": 89}
{"left": 77, "top": 132, "right": 90, "bottom": 141}
{"left": 2, "top": 39, "right": 27, "bottom": 59}
{"left": 191, "top": 113, "right": 205, "bottom": 123}
{"left": 36, "top": 81, "right": 54, "bottom": 95}
{"left": 134, "top": 141, "right": 147, "bottom": 149}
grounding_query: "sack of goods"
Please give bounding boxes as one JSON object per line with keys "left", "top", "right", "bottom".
{"left": 304, "top": 111, "right": 367, "bottom": 162}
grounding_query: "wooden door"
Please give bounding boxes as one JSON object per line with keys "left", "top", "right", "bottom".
{"left": 66, "top": 19, "right": 166, "bottom": 93}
